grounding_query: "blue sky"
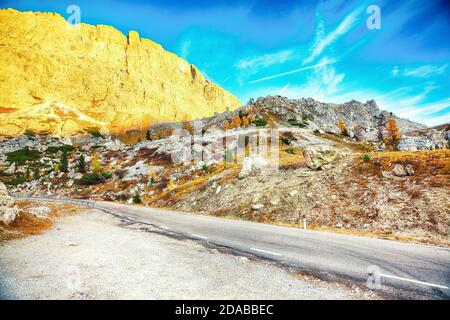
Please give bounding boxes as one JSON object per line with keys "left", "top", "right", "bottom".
{"left": 2, "top": 0, "right": 450, "bottom": 126}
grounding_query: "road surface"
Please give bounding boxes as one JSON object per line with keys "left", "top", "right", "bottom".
{"left": 15, "top": 197, "right": 450, "bottom": 299}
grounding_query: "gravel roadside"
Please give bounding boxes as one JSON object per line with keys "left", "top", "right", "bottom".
{"left": 0, "top": 209, "right": 375, "bottom": 299}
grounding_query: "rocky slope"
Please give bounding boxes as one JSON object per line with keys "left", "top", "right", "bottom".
{"left": 0, "top": 9, "right": 241, "bottom": 137}
{"left": 197, "top": 96, "right": 426, "bottom": 142}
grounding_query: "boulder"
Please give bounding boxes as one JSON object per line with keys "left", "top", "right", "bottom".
{"left": 0, "top": 182, "right": 20, "bottom": 225}
{"left": 392, "top": 164, "right": 407, "bottom": 177}
{"left": 303, "top": 145, "right": 340, "bottom": 170}
{"left": 28, "top": 206, "right": 51, "bottom": 220}
{"left": 405, "top": 164, "right": 415, "bottom": 176}
{"left": 238, "top": 155, "right": 270, "bottom": 178}
{"left": 392, "top": 164, "right": 414, "bottom": 177}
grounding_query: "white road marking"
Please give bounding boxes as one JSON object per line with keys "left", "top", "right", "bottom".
{"left": 380, "top": 273, "right": 449, "bottom": 290}
{"left": 250, "top": 248, "right": 282, "bottom": 256}
{"left": 191, "top": 233, "right": 208, "bottom": 240}
{"left": 160, "top": 226, "right": 170, "bottom": 230}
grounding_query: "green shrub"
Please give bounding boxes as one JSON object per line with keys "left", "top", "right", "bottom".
{"left": 86, "top": 127, "right": 103, "bottom": 138}
{"left": 24, "top": 129, "right": 35, "bottom": 137}
{"left": 288, "top": 119, "right": 307, "bottom": 128}
{"left": 46, "top": 145, "right": 75, "bottom": 154}
{"left": 114, "top": 169, "right": 127, "bottom": 179}
{"left": 285, "top": 148, "right": 296, "bottom": 155}
{"left": 6, "top": 148, "right": 40, "bottom": 165}
{"left": 3, "top": 175, "right": 27, "bottom": 186}
{"left": 252, "top": 118, "right": 267, "bottom": 127}
{"left": 281, "top": 136, "right": 292, "bottom": 145}
{"left": 363, "top": 154, "right": 371, "bottom": 162}
{"left": 202, "top": 165, "right": 209, "bottom": 171}
{"left": 117, "top": 194, "right": 130, "bottom": 201}
{"left": 132, "top": 193, "right": 142, "bottom": 204}
{"left": 77, "top": 172, "right": 111, "bottom": 185}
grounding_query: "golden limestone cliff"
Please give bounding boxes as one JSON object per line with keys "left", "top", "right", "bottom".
{"left": 0, "top": 9, "right": 241, "bottom": 136}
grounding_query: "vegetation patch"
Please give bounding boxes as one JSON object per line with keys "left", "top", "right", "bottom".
{"left": 252, "top": 118, "right": 267, "bottom": 127}
{"left": 6, "top": 148, "right": 40, "bottom": 164}
{"left": 77, "top": 172, "right": 112, "bottom": 186}
{"left": 46, "top": 145, "right": 75, "bottom": 154}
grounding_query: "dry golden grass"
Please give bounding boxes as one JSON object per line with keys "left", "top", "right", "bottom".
{"left": 0, "top": 201, "right": 84, "bottom": 241}
{"left": 314, "top": 132, "right": 375, "bottom": 153}
{"left": 355, "top": 149, "right": 450, "bottom": 187}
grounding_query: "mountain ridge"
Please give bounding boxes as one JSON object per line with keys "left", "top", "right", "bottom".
{"left": 0, "top": 8, "right": 241, "bottom": 137}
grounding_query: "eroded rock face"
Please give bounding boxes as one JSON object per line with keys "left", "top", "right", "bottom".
{"left": 303, "top": 145, "right": 340, "bottom": 170}
{"left": 397, "top": 136, "right": 446, "bottom": 151}
{"left": 0, "top": 182, "right": 20, "bottom": 225}
{"left": 0, "top": 9, "right": 241, "bottom": 137}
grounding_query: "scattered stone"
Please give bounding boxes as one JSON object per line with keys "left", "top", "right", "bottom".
{"left": 303, "top": 145, "right": 340, "bottom": 170}
{"left": 3, "top": 163, "right": 16, "bottom": 176}
{"left": 252, "top": 204, "right": 264, "bottom": 210}
{"left": 289, "top": 190, "right": 298, "bottom": 197}
{"left": 392, "top": 164, "right": 407, "bottom": 177}
{"left": 336, "top": 223, "right": 343, "bottom": 228}
{"left": 405, "top": 164, "right": 415, "bottom": 176}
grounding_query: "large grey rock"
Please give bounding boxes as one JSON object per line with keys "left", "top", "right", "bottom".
{"left": 303, "top": 145, "right": 340, "bottom": 170}
{"left": 0, "top": 206, "right": 20, "bottom": 225}
{"left": 0, "top": 182, "right": 19, "bottom": 225}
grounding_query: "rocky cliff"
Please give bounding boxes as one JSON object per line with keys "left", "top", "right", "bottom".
{"left": 197, "top": 96, "right": 425, "bottom": 142}
{"left": 0, "top": 9, "right": 241, "bottom": 137}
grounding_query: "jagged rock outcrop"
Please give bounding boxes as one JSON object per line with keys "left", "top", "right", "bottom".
{"left": 249, "top": 96, "right": 425, "bottom": 141}
{"left": 193, "top": 96, "right": 426, "bottom": 142}
{"left": 0, "top": 9, "right": 241, "bottom": 137}
{"left": 0, "top": 182, "right": 20, "bottom": 225}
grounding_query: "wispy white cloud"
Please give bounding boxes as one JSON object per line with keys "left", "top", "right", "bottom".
{"left": 403, "top": 64, "right": 448, "bottom": 78}
{"left": 236, "top": 50, "right": 294, "bottom": 71}
{"left": 391, "top": 66, "right": 399, "bottom": 77}
{"left": 248, "top": 58, "right": 337, "bottom": 84}
{"left": 303, "top": 8, "right": 362, "bottom": 65}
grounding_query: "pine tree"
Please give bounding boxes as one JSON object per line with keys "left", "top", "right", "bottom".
{"left": 386, "top": 118, "right": 401, "bottom": 149}
{"left": 77, "top": 154, "right": 87, "bottom": 173}
{"left": 90, "top": 151, "right": 103, "bottom": 174}
{"left": 33, "top": 167, "right": 40, "bottom": 180}
{"left": 338, "top": 120, "right": 349, "bottom": 136}
{"left": 60, "top": 151, "right": 69, "bottom": 173}
{"left": 145, "top": 130, "right": 152, "bottom": 141}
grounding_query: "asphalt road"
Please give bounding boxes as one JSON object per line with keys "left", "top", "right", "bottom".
{"left": 92, "top": 201, "right": 450, "bottom": 299}
{"left": 15, "top": 197, "right": 450, "bottom": 299}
